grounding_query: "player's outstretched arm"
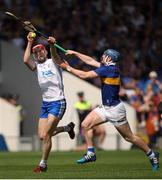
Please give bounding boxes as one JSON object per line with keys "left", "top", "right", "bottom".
{"left": 48, "top": 36, "right": 64, "bottom": 65}
{"left": 60, "top": 61, "right": 98, "bottom": 79}
{"left": 23, "top": 32, "right": 36, "bottom": 71}
{"left": 66, "top": 50, "right": 100, "bottom": 68}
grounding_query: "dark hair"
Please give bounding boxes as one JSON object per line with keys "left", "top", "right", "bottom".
{"left": 77, "top": 91, "right": 84, "bottom": 97}
{"left": 7, "top": 93, "right": 19, "bottom": 100}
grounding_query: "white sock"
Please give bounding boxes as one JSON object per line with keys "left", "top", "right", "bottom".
{"left": 87, "top": 147, "right": 95, "bottom": 155}
{"left": 87, "top": 151, "right": 95, "bottom": 155}
{"left": 39, "top": 159, "right": 47, "bottom": 167}
{"left": 146, "top": 150, "right": 155, "bottom": 159}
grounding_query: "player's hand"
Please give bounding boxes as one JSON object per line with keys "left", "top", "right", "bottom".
{"left": 27, "top": 32, "right": 35, "bottom": 42}
{"left": 48, "top": 37, "right": 56, "bottom": 45}
{"left": 65, "top": 50, "right": 76, "bottom": 55}
{"left": 60, "top": 61, "right": 71, "bottom": 71}
{"left": 60, "top": 61, "right": 69, "bottom": 69}
{"left": 101, "top": 54, "right": 110, "bottom": 64}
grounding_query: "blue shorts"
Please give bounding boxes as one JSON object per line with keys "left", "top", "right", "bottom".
{"left": 40, "top": 99, "right": 66, "bottom": 119}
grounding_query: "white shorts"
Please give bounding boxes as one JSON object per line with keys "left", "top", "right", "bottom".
{"left": 94, "top": 102, "right": 127, "bottom": 126}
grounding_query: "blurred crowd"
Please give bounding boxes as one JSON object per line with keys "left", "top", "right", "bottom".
{"left": 0, "top": 0, "right": 162, "bottom": 147}
{"left": 120, "top": 71, "right": 162, "bottom": 148}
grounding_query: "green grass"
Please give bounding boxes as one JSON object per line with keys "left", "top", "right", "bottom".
{"left": 0, "top": 150, "right": 161, "bottom": 179}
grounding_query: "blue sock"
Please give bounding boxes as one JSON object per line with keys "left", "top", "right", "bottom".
{"left": 87, "top": 147, "right": 95, "bottom": 154}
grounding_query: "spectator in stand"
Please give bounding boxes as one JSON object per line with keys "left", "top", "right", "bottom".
{"left": 1, "top": 0, "right": 162, "bottom": 84}
{"left": 74, "top": 92, "right": 106, "bottom": 151}
{"left": 145, "top": 101, "right": 159, "bottom": 148}
{"left": 74, "top": 91, "right": 92, "bottom": 148}
{"left": 144, "top": 71, "right": 161, "bottom": 95}
{"left": 157, "top": 90, "right": 162, "bottom": 139}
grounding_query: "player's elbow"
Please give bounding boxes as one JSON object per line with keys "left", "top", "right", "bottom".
{"left": 23, "top": 57, "right": 29, "bottom": 64}
{"left": 78, "top": 74, "right": 89, "bottom": 79}
{"left": 24, "top": 61, "right": 36, "bottom": 71}
{"left": 79, "top": 72, "right": 97, "bottom": 79}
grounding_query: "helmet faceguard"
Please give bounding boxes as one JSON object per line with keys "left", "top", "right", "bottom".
{"left": 32, "top": 44, "right": 47, "bottom": 62}
{"left": 103, "top": 49, "right": 120, "bottom": 62}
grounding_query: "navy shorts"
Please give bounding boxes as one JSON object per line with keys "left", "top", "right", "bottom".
{"left": 40, "top": 99, "right": 66, "bottom": 119}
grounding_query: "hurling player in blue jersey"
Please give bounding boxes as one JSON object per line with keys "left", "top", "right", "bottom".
{"left": 60, "top": 49, "right": 159, "bottom": 171}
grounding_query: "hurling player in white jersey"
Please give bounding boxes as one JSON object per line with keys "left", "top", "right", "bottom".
{"left": 23, "top": 32, "right": 75, "bottom": 173}
{"left": 60, "top": 49, "right": 159, "bottom": 171}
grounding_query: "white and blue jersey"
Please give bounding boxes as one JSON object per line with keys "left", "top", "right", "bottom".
{"left": 36, "top": 58, "right": 66, "bottom": 119}
{"left": 36, "top": 58, "right": 65, "bottom": 102}
{"left": 94, "top": 63, "right": 121, "bottom": 106}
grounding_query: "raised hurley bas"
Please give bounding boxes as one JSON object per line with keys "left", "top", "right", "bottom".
{"left": 5, "top": 12, "right": 67, "bottom": 53}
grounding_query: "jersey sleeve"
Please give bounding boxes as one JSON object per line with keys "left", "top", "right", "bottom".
{"left": 94, "top": 65, "right": 110, "bottom": 77}
{"left": 94, "top": 65, "right": 119, "bottom": 77}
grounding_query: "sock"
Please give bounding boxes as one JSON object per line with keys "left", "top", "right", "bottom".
{"left": 39, "top": 159, "right": 47, "bottom": 167}
{"left": 146, "top": 150, "right": 155, "bottom": 159}
{"left": 87, "top": 147, "right": 95, "bottom": 155}
{"left": 64, "top": 125, "right": 71, "bottom": 132}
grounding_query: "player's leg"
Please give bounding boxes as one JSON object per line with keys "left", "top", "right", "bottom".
{"left": 52, "top": 122, "right": 75, "bottom": 139}
{"left": 49, "top": 99, "right": 75, "bottom": 139}
{"left": 115, "top": 122, "right": 150, "bottom": 152}
{"left": 115, "top": 122, "right": 159, "bottom": 171}
{"left": 38, "top": 105, "right": 75, "bottom": 140}
{"left": 33, "top": 115, "right": 59, "bottom": 173}
{"left": 42, "top": 114, "right": 59, "bottom": 160}
{"left": 38, "top": 118, "right": 48, "bottom": 141}
{"left": 33, "top": 99, "right": 69, "bottom": 173}
{"left": 77, "top": 110, "right": 105, "bottom": 164}
{"left": 93, "top": 125, "right": 106, "bottom": 149}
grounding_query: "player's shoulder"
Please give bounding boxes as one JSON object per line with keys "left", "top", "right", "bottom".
{"left": 46, "top": 58, "right": 53, "bottom": 63}
{"left": 46, "top": 58, "right": 57, "bottom": 66}
{"left": 100, "top": 64, "right": 118, "bottom": 70}
{"left": 108, "top": 64, "right": 119, "bottom": 71}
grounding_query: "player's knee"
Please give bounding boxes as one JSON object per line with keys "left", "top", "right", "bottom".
{"left": 39, "top": 132, "right": 50, "bottom": 141}
{"left": 125, "top": 137, "right": 131, "bottom": 142}
{"left": 81, "top": 121, "right": 89, "bottom": 130}
{"left": 44, "top": 133, "right": 51, "bottom": 142}
{"left": 38, "top": 132, "right": 44, "bottom": 140}
{"left": 39, "top": 134, "right": 45, "bottom": 140}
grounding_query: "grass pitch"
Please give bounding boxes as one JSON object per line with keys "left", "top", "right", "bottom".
{"left": 0, "top": 150, "right": 161, "bottom": 179}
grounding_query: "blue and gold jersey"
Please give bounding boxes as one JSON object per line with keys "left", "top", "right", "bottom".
{"left": 94, "top": 64, "right": 120, "bottom": 106}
